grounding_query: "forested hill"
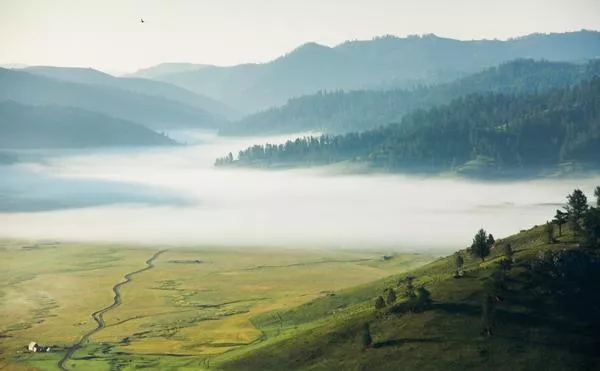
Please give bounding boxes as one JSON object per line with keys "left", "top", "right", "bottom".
{"left": 0, "top": 101, "right": 176, "bottom": 149}
{"left": 216, "top": 78, "right": 600, "bottom": 178}
{"left": 221, "top": 59, "right": 600, "bottom": 136}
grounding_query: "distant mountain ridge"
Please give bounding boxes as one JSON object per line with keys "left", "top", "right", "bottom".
{"left": 221, "top": 59, "right": 600, "bottom": 135}
{"left": 0, "top": 68, "right": 225, "bottom": 131}
{"left": 22, "top": 66, "right": 240, "bottom": 120}
{"left": 148, "top": 31, "right": 600, "bottom": 113}
{"left": 0, "top": 101, "right": 175, "bottom": 149}
{"left": 128, "top": 63, "right": 213, "bottom": 79}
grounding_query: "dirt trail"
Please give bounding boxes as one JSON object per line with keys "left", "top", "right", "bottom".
{"left": 58, "top": 250, "right": 165, "bottom": 370}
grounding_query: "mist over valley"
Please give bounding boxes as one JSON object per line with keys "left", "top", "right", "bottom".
{"left": 2, "top": 3, "right": 600, "bottom": 369}
{"left": 1, "top": 131, "right": 598, "bottom": 250}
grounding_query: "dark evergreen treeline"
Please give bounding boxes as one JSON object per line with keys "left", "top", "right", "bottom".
{"left": 220, "top": 59, "right": 600, "bottom": 135}
{"left": 216, "top": 78, "right": 600, "bottom": 175}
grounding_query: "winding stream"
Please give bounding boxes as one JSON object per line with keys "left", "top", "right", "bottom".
{"left": 57, "top": 250, "right": 166, "bottom": 370}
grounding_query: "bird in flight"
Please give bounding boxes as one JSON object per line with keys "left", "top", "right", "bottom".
{"left": 140, "top": 18, "right": 145, "bottom": 23}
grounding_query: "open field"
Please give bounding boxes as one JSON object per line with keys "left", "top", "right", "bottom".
{"left": 0, "top": 240, "right": 433, "bottom": 370}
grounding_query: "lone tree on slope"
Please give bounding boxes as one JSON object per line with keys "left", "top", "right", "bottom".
{"left": 553, "top": 210, "right": 568, "bottom": 237}
{"left": 471, "top": 228, "right": 492, "bottom": 262}
{"left": 565, "top": 189, "right": 589, "bottom": 233}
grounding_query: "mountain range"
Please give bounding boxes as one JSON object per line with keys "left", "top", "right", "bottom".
{"left": 221, "top": 59, "right": 600, "bottom": 135}
{"left": 4, "top": 30, "right": 600, "bottom": 152}
{"left": 137, "top": 31, "right": 600, "bottom": 113}
{"left": 22, "top": 66, "right": 239, "bottom": 120}
{"left": 0, "top": 68, "right": 225, "bottom": 131}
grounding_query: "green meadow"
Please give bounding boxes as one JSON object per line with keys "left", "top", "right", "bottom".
{"left": 0, "top": 241, "right": 431, "bottom": 370}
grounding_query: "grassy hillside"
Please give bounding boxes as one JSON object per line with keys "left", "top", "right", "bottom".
{"left": 218, "top": 225, "right": 600, "bottom": 370}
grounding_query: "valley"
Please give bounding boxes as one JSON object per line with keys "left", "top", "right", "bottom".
{"left": 0, "top": 241, "right": 431, "bottom": 370}
{"left": 2, "top": 3, "right": 600, "bottom": 369}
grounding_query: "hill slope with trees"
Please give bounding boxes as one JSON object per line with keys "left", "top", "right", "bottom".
{"left": 221, "top": 59, "right": 600, "bottom": 135}
{"left": 0, "top": 101, "right": 176, "bottom": 149}
{"left": 218, "top": 188, "right": 600, "bottom": 370}
{"left": 153, "top": 31, "right": 600, "bottom": 112}
{"left": 216, "top": 78, "right": 600, "bottom": 178}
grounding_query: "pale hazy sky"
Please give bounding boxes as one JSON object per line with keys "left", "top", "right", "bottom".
{"left": 1, "top": 0, "right": 599, "bottom": 73}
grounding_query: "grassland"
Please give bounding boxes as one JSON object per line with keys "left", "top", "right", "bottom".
{"left": 217, "top": 226, "right": 600, "bottom": 371}
{"left": 5, "top": 224, "right": 596, "bottom": 371}
{"left": 0, "top": 241, "right": 432, "bottom": 370}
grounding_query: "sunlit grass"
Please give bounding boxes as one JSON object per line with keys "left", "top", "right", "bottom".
{"left": 216, "top": 225, "right": 599, "bottom": 371}
{"left": 0, "top": 240, "right": 432, "bottom": 370}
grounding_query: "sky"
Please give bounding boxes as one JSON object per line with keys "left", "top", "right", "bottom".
{"left": 1, "top": 0, "right": 599, "bottom": 73}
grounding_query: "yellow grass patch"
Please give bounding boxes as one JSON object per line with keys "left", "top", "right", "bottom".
{"left": 0, "top": 241, "right": 432, "bottom": 369}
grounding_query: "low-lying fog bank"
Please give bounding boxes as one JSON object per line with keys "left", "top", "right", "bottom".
{"left": 0, "top": 131, "right": 599, "bottom": 251}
